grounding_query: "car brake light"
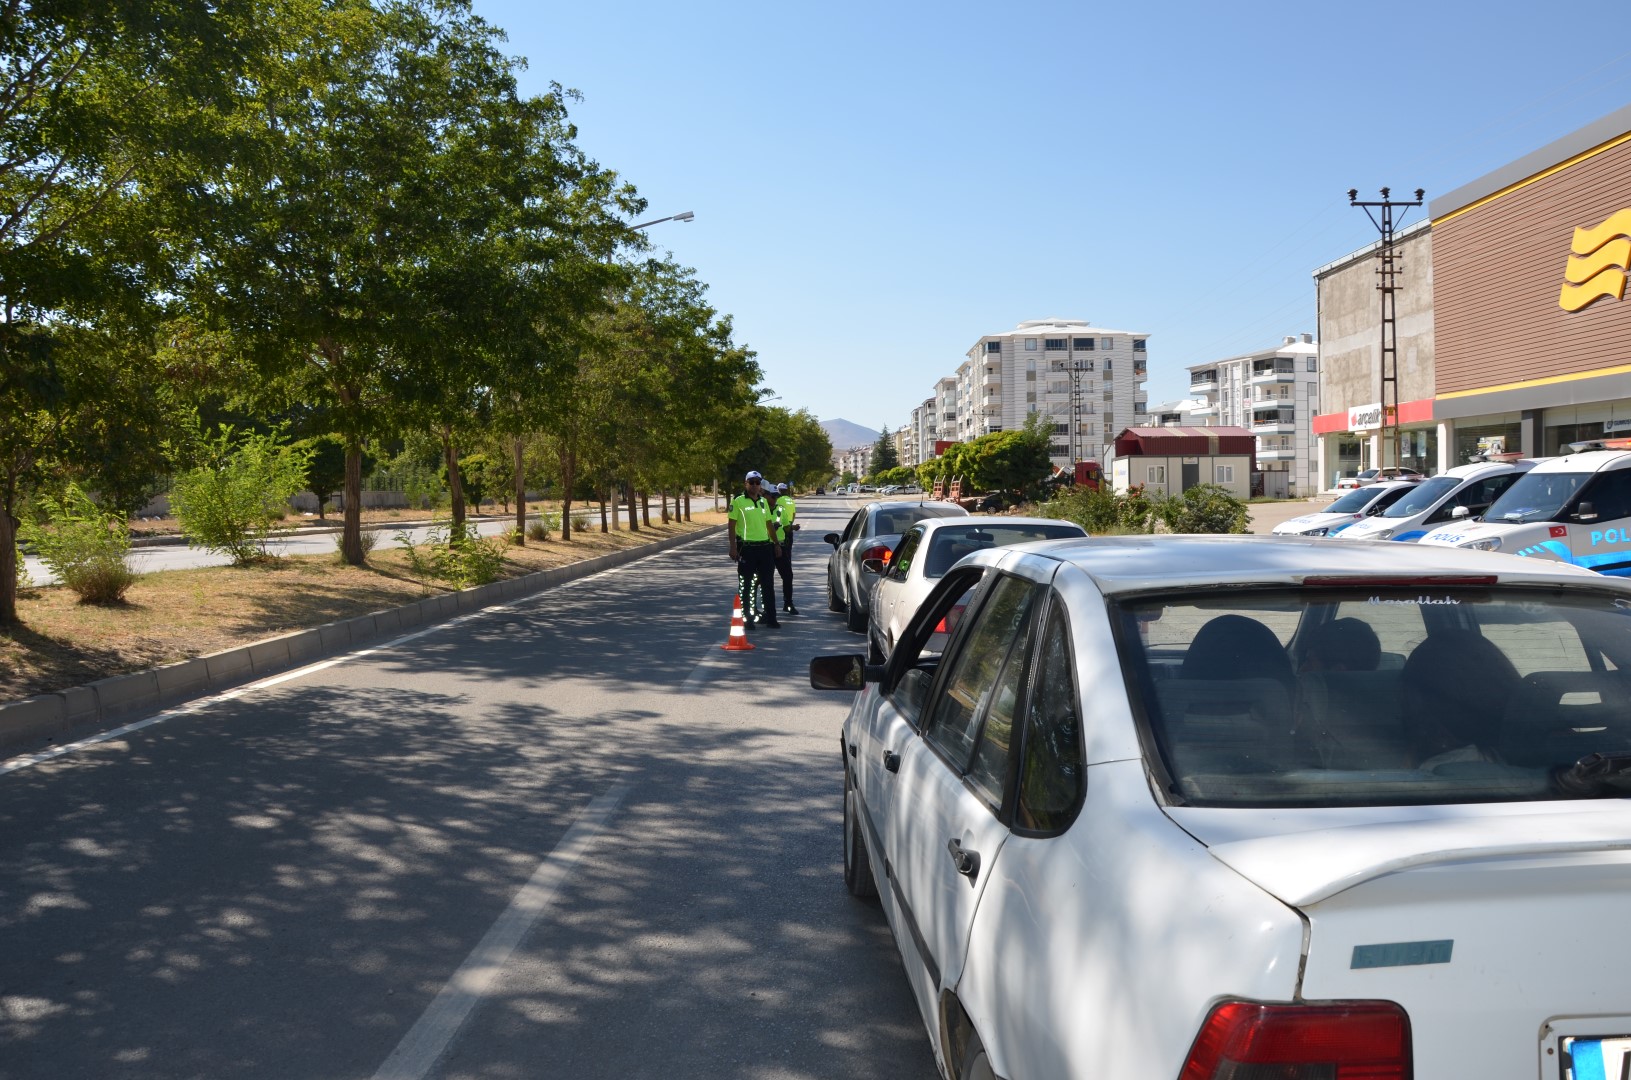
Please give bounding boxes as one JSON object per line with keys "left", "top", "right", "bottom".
{"left": 933, "top": 603, "right": 967, "bottom": 634}
{"left": 1302, "top": 575, "right": 1496, "bottom": 588}
{"left": 861, "top": 544, "right": 892, "bottom": 564}
{"left": 1179, "top": 1001, "right": 1411, "bottom": 1080}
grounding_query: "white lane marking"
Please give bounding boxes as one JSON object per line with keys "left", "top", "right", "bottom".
{"left": 679, "top": 658, "right": 729, "bottom": 693}
{"left": 370, "top": 783, "right": 632, "bottom": 1080}
{"left": 2, "top": 534, "right": 725, "bottom": 777}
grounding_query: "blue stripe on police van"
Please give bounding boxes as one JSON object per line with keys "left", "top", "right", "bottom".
{"left": 1573, "top": 1040, "right": 1607, "bottom": 1080}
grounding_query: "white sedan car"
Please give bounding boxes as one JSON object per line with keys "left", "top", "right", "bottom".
{"left": 865, "top": 516, "right": 1086, "bottom": 662}
{"left": 811, "top": 534, "right": 1631, "bottom": 1080}
{"left": 1271, "top": 480, "right": 1414, "bottom": 537}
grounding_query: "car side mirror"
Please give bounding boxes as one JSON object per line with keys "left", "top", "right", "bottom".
{"left": 861, "top": 557, "right": 886, "bottom": 575}
{"left": 823, "top": 532, "right": 841, "bottom": 547}
{"left": 809, "top": 654, "right": 883, "bottom": 691}
{"left": 1451, "top": 505, "right": 1470, "bottom": 520}
{"left": 1576, "top": 501, "right": 1599, "bottom": 522}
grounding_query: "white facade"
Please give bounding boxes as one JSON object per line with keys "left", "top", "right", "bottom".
{"left": 1186, "top": 334, "right": 1320, "bottom": 496}
{"left": 957, "top": 318, "right": 1151, "bottom": 468}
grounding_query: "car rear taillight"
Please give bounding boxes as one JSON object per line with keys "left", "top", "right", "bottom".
{"left": 1179, "top": 1001, "right": 1411, "bottom": 1080}
{"left": 861, "top": 544, "right": 892, "bottom": 564}
{"left": 933, "top": 603, "right": 967, "bottom": 634}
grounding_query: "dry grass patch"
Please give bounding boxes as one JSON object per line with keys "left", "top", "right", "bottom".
{"left": 3, "top": 513, "right": 726, "bottom": 702}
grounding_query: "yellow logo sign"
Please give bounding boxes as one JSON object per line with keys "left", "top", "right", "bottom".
{"left": 1560, "top": 209, "right": 1631, "bottom": 312}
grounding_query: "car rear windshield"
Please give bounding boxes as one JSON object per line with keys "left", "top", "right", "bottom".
{"left": 1116, "top": 585, "right": 1631, "bottom": 808}
{"left": 871, "top": 505, "right": 963, "bottom": 535}
{"left": 1484, "top": 471, "right": 1591, "bottom": 524}
{"left": 922, "top": 523, "right": 1084, "bottom": 577}
{"left": 1380, "top": 475, "right": 1459, "bottom": 517}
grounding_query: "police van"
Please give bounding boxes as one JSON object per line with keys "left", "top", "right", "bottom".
{"left": 1418, "top": 443, "right": 1631, "bottom": 574}
{"left": 1270, "top": 480, "right": 1415, "bottom": 537}
{"left": 1332, "top": 458, "right": 1536, "bottom": 543}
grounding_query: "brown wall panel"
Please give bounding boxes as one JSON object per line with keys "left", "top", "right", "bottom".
{"left": 1434, "top": 136, "right": 1631, "bottom": 396}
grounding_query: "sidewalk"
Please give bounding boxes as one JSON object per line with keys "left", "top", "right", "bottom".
{"left": 1247, "top": 498, "right": 1328, "bottom": 534}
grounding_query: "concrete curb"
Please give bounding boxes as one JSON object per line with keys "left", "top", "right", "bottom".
{"left": 1, "top": 524, "right": 725, "bottom": 761}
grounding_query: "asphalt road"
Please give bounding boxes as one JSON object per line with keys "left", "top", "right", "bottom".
{"left": 0, "top": 496, "right": 937, "bottom": 1080}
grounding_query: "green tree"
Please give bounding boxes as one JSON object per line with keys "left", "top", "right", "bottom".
{"left": 871, "top": 426, "right": 900, "bottom": 475}
{"left": 1157, "top": 483, "right": 1250, "bottom": 534}
{"left": 168, "top": 423, "right": 313, "bottom": 565}
{"left": 299, "top": 434, "right": 350, "bottom": 519}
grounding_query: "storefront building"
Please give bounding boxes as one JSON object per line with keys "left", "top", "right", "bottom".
{"left": 1313, "top": 102, "right": 1631, "bottom": 488}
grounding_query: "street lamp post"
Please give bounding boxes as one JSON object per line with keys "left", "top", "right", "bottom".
{"left": 629, "top": 211, "right": 695, "bottom": 231}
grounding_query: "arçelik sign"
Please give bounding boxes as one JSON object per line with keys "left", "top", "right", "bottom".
{"left": 1347, "top": 402, "right": 1393, "bottom": 431}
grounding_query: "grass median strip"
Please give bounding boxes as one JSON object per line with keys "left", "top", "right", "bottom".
{"left": 4, "top": 512, "right": 727, "bottom": 702}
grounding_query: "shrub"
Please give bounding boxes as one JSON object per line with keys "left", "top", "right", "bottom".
{"left": 332, "top": 526, "right": 381, "bottom": 563}
{"left": 1157, "top": 483, "right": 1250, "bottom": 534}
{"left": 394, "top": 526, "right": 507, "bottom": 589}
{"left": 170, "top": 425, "right": 312, "bottom": 565}
{"left": 570, "top": 511, "right": 588, "bottom": 533}
{"left": 1041, "top": 485, "right": 1158, "bottom": 534}
{"left": 526, "top": 518, "right": 549, "bottom": 542}
{"left": 21, "top": 483, "right": 138, "bottom": 604}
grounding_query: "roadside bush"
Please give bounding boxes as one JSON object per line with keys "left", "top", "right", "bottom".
{"left": 331, "top": 526, "right": 381, "bottom": 563}
{"left": 526, "top": 518, "right": 549, "bottom": 542}
{"left": 21, "top": 483, "right": 138, "bottom": 604}
{"left": 1041, "top": 484, "right": 1158, "bottom": 534}
{"left": 1157, "top": 483, "right": 1250, "bottom": 534}
{"left": 395, "top": 526, "right": 507, "bottom": 589}
{"left": 170, "top": 425, "right": 312, "bottom": 566}
{"left": 570, "top": 511, "right": 588, "bottom": 533}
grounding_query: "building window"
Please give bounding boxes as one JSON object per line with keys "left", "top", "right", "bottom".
{"left": 1133, "top": 339, "right": 1146, "bottom": 352}
{"left": 1026, "top": 357, "right": 1036, "bottom": 372}
{"left": 1044, "top": 338, "right": 1067, "bottom": 350}
{"left": 1025, "top": 338, "right": 1038, "bottom": 351}
{"left": 1026, "top": 391, "right": 1037, "bottom": 402}
{"left": 1101, "top": 337, "right": 1115, "bottom": 350}
{"left": 1073, "top": 338, "right": 1093, "bottom": 350}
{"left": 1148, "top": 465, "right": 1166, "bottom": 483}
{"left": 1052, "top": 423, "right": 1068, "bottom": 435}
{"left": 987, "top": 341, "right": 1001, "bottom": 353}
{"left": 1216, "top": 465, "right": 1235, "bottom": 483}
{"left": 1028, "top": 403, "right": 1038, "bottom": 413}
{"left": 1306, "top": 356, "right": 1316, "bottom": 371}
{"left": 1104, "top": 359, "right": 1113, "bottom": 372}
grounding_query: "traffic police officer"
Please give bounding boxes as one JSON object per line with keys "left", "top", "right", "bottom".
{"left": 728, "top": 471, "right": 780, "bottom": 628}
{"left": 773, "top": 482, "right": 799, "bottom": 615}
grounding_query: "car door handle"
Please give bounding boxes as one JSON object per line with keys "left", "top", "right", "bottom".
{"left": 947, "top": 838, "right": 980, "bottom": 883}
{"left": 883, "top": 749, "right": 900, "bottom": 773}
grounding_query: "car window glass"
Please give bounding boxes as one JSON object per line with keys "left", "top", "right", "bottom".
{"left": 1332, "top": 600, "right": 1426, "bottom": 666}
{"left": 1383, "top": 475, "right": 1457, "bottom": 517}
{"left": 964, "top": 598, "right": 1038, "bottom": 809}
{"left": 1016, "top": 602, "right": 1083, "bottom": 832}
{"left": 841, "top": 510, "right": 863, "bottom": 542}
{"left": 890, "top": 528, "right": 924, "bottom": 580}
{"left": 922, "top": 575, "right": 1037, "bottom": 770}
{"left": 887, "top": 573, "right": 985, "bottom": 727}
{"left": 1581, "top": 468, "right": 1631, "bottom": 520}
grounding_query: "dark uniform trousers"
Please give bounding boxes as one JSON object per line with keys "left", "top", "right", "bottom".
{"left": 737, "top": 541, "right": 778, "bottom": 623}
{"left": 774, "top": 533, "right": 794, "bottom": 609}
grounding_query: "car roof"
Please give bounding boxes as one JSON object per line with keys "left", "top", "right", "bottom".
{"left": 866, "top": 499, "right": 963, "bottom": 512}
{"left": 1438, "top": 458, "right": 1539, "bottom": 478}
{"left": 911, "top": 515, "right": 1085, "bottom": 533}
{"left": 960, "top": 533, "right": 1613, "bottom": 596}
{"left": 1527, "top": 449, "right": 1631, "bottom": 474}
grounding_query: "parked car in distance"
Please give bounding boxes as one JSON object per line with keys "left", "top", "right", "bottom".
{"left": 1334, "top": 466, "right": 1425, "bottom": 490}
{"left": 865, "top": 516, "right": 1088, "bottom": 661}
{"left": 811, "top": 533, "right": 1631, "bottom": 1080}
{"left": 1419, "top": 446, "right": 1631, "bottom": 573}
{"left": 1271, "top": 481, "right": 1415, "bottom": 537}
{"left": 824, "top": 499, "right": 967, "bottom": 632}
{"left": 1333, "top": 458, "right": 1535, "bottom": 543}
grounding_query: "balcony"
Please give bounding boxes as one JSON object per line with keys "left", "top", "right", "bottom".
{"left": 1190, "top": 370, "right": 1219, "bottom": 392}
{"left": 983, "top": 400, "right": 1001, "bottom": 415}
{"left": 1190, "top": 401, "right": 1219, "bottom": 418}
{"left": 982, "top": 369, "right": 1001, "bottom": 387}
{"left": 1256, "top": 446, "right": 1298, "bottom": 461}
{"left": 1251, "top": 394, "right": 1288, "bottom": 411}
{"left": 1251, "top": 411, "right": 1296, "bottom": 434}
{"left": 1251, "top": 360, "right": 1297, "bottom": 384}
{"left": 1133, "top": 360, "right": 1147, "bottom": 377}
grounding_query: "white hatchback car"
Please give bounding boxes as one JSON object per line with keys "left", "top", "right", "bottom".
{"left": 811, "top": 534, "right": 1631, "bottom": 1080}
{"left": 864, "top": 516, "right": 1087, "bottom": 661}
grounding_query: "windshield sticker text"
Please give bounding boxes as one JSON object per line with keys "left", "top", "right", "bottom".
{"left": 1369, "top": 595, "right": 1462, "bottom": 606}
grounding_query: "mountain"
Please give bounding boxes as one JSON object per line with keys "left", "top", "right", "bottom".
{"left": 820, "top": 419, "right": 881, "bottom": 450}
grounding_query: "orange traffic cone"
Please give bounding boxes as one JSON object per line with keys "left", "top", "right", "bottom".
{"left": 721, "top": 593, "right": 755, "bottom": 651}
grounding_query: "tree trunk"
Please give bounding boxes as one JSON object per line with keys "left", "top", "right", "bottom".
{"left": 598, "top": 490, "right": 608, "bottom": 532}
{"left": 660, "top": 489, "right": 670, "bottom": 525}
{"left": 641, "top": 490, "right": 651, "bottom": 528}
{"left": 441, "top": 430, "right": 466, "bottom": 542}
{"left": 684, "top": 490, "right": 691, "bottom": 522}
{"left": 0, "top": 480, "right": 19, "bottom": 627}
{"left": 560, "top": 448, "right": 576, "bottom": 541}
{"left": 626, "top": 482, "right": 639, "bottom": 532}
{"left": 513, "top": 435, "right": 527, "bottom": 543}
{"left": 342, "top": 443, "right": 365, "bottom": 565}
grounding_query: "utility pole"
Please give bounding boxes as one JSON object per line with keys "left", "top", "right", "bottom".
{"left": 1348, "top": 187, "right": 1424, "bottom": 473}
{"left": 1066, "top": 357, "right": 1093, "bottom": 465}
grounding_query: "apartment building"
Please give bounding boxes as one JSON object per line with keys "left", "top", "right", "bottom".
{"left": 959, "top": 318, "right": 1150, "bottom": 468}
{"left": 1186, "top": 334, "right": 1320, "bottom": 496}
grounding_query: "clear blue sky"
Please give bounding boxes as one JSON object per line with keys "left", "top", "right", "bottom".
{"left": 470, "top": 0, "right": 1631, "bottom": 430}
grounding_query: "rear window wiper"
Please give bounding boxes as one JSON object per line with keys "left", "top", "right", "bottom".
{"left": 1552, "top": 751, "right": 1631, "bottom": 796}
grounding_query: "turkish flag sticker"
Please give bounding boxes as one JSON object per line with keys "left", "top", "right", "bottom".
{"left": 1551, "top": 525, "right": 1568, "bottom": 538}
